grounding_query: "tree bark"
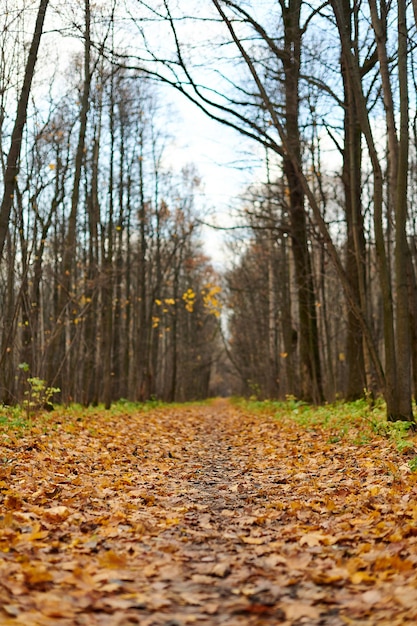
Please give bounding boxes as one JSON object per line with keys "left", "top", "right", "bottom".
{"left": 392, "top": 0, "right": 413, "bottom": 420}
{"left": 340, "top": 0, "right": 367, "bottom": 400}
{"left": 281, "top": 0, "right": 323, "bottom": 403}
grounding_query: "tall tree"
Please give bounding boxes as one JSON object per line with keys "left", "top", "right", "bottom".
{"left": 339, "top": 0, "right": 368, "bottom": 400}
{"left": 279, "top": 0, "right": 323, "bottom": 402}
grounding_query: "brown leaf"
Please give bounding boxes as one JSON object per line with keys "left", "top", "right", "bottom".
{"left": 209, "top": 562, "right": 231, "bottom": 577}
{"left": 22, "top": 564, "right": 53, "bottom": 587}
{"left": 240, "top": 535, "right": 267, "bottom": 545}
{"left": 281, "top": 601, "right": 321, "bottom": 620}
{"left": 43, "top": 505, "right": 70, "bottom": 523}
{"left": 299, "top": 531, "right": 337, "bottom": 547}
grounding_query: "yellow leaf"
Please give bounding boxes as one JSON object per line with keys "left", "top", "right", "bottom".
{"left": 98, "top": 550, "right": 127, "bottom": 569}
{"left": 373, "top": 555, "right": 413, "bottom": 572}
{"left": 3, "top": 492, "right": 23, "bottom": 510}
{"left": 350, "top": 571, "right": 375, "bottom": 584}
{"left": 23, "top": 563, "right": 53, "bottom": 585}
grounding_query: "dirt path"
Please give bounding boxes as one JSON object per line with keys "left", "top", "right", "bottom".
{"left": 1, "top": 400, "right": 417, "bottom": 625}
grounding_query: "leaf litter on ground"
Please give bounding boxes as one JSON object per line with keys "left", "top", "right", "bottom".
{"left": 0, "top": 398, "right": 417, "bottom": 625}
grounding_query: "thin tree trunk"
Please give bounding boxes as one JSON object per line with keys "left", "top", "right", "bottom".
{"left": 103, "top": 62, "right": 116, "bottom": 409}
{"left": 137, "top": 138, "right": 149, "bottom": 401}
{"left": 48, "top": 0, "right": 91, "bottom": 400}
{"left": 0, "top": 0, "right": 49, "bottom": 259}
{"left": 340, "top": 6, "right": 368, "bottom": 399}
{"left": 281, "top": 0, "right": 323, "bottom": 403}
{"left": 392, "top": 0, "right": 413, "bottom": 420}
{"left": 83, "top": 111, "right": 102, "bottom": 405}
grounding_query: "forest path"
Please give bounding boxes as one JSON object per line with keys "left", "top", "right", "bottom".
{"left": 1, "top": 400, "right": 417, "bottom": 625}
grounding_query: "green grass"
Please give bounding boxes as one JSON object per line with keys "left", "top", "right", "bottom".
{"left": 0, "top": 406, "right": 34, "bottom": 436}
{"left": 408, "top": 456, "right": 417, "bottom": 472}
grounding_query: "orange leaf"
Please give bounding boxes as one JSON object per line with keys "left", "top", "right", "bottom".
{"left": 98, "top": 549, "right": 127, "bottom": 569}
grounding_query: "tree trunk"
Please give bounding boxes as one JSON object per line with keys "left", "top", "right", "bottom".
{"left": 340, "top": 0, "right": 367, "bottom": 399}
{"left": 49, "top": 0, "right": 91, "bottom": 398}
{"left": 0, "top": 0, "right": 49, "bottom": 259}
{"left": 282, "top": 0, "right": 323, "bottom": 403}
{"left": 392, "top": 0, "right": 413, "bottom": 421}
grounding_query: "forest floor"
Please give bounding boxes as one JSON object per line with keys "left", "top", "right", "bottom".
{"left": 1, "top": 399, "right": 417, "bottom": 625}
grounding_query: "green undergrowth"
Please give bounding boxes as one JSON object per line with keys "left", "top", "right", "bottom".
{"left": 0, "top": 407, "right": 36, "bottom": 436}
{"left": 234, "top": 397, "right": 417, "bottom": 465}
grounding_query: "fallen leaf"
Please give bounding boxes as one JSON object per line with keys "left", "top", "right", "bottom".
{"left": 393, "top": 586, "right": 417, "bottom": 607}
{"left": 98, "top": 550, "right": 127, "bottom": 569}
{"left": 281, "top": 601, "right": 321, "bottom": 620}
{"left": 43, "top": 506, "right": 70, "bottom": 523}
{"left": 361, "top": 589, "right": 383, "bottom": 605}
{"left": 240, "top": 535, "right": 267, "bottom": 545}
{"left": 299, "top": 531, "right": 337, "bottom": 547}
{"left": 209, "top": 562, "right": 231, "bottom": 577}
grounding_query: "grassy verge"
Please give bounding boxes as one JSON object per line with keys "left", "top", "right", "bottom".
{"left": 233, "top": 396, "right": 417, "bottom": 467}
{"left": 3, "top": 396, "right": 417, "bottom": 470}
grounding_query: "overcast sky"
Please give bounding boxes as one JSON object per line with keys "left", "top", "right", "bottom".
{"left": 161, "top": 85, "right": 264, "bottom": 267}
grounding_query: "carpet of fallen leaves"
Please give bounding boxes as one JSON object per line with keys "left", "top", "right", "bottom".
{"left": 1, "top": 399, "right": 417, "bottom": 625}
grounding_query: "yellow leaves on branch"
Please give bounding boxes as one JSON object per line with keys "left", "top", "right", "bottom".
{"left": 182, "top": 288, "right": 196, "bottom": 312}
{"left": 155, "top": 298, "right": 175, "bottom": 307}
{"left": 201, "top": 283, "right": 222, "bottom": 318}
{"left": 152, "top": 283, "right": 222, "bottom": 317}
{"left": 182, "top": 283, "right": 223, "bottom": 316}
